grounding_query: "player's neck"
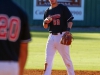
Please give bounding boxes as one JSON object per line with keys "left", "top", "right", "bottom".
{"left": 50, "top": 3, "right": 58, "bottom": 9}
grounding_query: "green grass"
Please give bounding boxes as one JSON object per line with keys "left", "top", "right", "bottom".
{"left": 25, "top": 31, "right": 100, "bottom": 71}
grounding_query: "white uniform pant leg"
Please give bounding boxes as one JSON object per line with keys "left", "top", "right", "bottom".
{"left": 0, "top": 61, "right": 19, "bottom": 75}
{"left": 44, "top": 34, "right": 56, "bottom": 75}
{"left": 55, "top": 33, "right": 75, "bottom": 75}
{"left": 57, "top": 44, "right": 75, "bottom": 75}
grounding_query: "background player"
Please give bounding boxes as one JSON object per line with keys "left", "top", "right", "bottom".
{"left": 0, "top": 0, "right": 31, "bottom": 75}
{"left": 43, "top": 0, "right": 75, "bottom": 75}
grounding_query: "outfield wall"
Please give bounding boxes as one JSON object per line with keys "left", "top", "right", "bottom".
{"left": 13, "top": 0, "right": 100, "bottom": 27}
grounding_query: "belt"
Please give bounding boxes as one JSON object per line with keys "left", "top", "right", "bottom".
{"left": 51, "top": 32, "right": 62, "bottom": 35}
{"left": 50, "top": 31, "right": 66, "bottom": 35}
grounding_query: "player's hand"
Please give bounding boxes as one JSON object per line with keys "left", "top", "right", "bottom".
{"left": 44, "top": 16, "right": 52, "bottom": 24}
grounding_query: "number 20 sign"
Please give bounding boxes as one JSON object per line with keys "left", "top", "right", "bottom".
{"left": 0, "top": 14, "right": 20, "bottom": 42}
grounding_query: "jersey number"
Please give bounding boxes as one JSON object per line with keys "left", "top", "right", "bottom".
{"left": 0, "top": 15, "right": 20, "bottom": 42}
{"left": 53, "top": 19, "right": 60, "bottom": 25}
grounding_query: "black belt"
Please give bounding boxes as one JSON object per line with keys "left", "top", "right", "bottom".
{"left": 50, "top": 31, "right": 67, "bottom": 35}
{"left": 50, "top": 32, "right": 62, "bottom": 35}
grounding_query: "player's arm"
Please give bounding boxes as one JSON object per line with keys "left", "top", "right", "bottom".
{"left": 18, "top": 11, "right": 31, "bottom": 75}
{"left": 19, "top": 42, "right": 28, "bottom": 75}
{"left": 43, "top": 10, "right": 48, "bottom": 29}
{"left": 43, "top": 17, "right": 52, "bottom": 29}
{"left": 64, "top": 6, "right": 74, "bottom": 31}
{"left": 66, "top": 22, "right": 73, "bottom": 34}
{"left": 43, "top": 23, "right": 48, "bottom": 29}
{"left": 67, "top": 21, "right": 73, "bottom": 32}
{"left": 67, "top": 22, "right": 73, "bottom": 29}
{"left": 43, "top": 19, "right": 49, "bottom": 29}
{"left": 43, "top": 9, "right": 52, "bottom": 29}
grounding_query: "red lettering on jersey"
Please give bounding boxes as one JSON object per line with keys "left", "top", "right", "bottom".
{"left": 0, "top": 14, "right": 21, "bottom": 42}
{"left": 9, "top": 17, "right": 20, "bottom": 42}
{"left": 0, "top": 15, "right": 8, "bottom": 40}
{"left": 49, "top": 14, "right": 61, "bottom": 25}
{"left": 56, "top": 19, "right": 60, "bottom": 25}
{"left": 53, "top": 19, "right": 57, "bottom": 25}
{"left": 50, "top": 14, "right": 61, "bottom": 20}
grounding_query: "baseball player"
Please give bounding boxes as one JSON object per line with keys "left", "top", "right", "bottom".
{"left": 43, "top": 0, "right": 75, "bottom": 75}
{"left": 0, "top": 0, "right": 31, "bottom": 75}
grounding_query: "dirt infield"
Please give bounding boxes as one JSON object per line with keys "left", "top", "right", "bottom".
{"left": 24, "top": 69, "right": 100, "bottom": 75}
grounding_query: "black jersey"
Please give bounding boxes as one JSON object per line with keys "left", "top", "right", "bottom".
{"left": 0, "top": 0, "right": 31, "bottom": 61}
{"left": 44, "top": 4, "right": 74, "bottom": 33}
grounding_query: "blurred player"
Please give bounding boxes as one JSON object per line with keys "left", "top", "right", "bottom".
{"left": 0, "top": 0, "right": 31, "bottom": 75}
{"left": 43, "top": 0, "right": 75, "bottom": 75}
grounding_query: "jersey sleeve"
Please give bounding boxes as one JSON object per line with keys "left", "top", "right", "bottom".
{"left": 43, "top": 9, "right": 49, "bottom": 20}
{"left": 43, "top": 12, "right": 46, "bottom": 20}
{"left": 20, "top": 12, "right": 31, "bottom": 43}
{"left": 63, "top": 6, "right": 74, "bottom": 22}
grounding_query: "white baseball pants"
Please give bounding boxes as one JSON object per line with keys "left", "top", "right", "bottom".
{"left": 0, "top": 61, "right": 19, "bottom": 75}
{"left": 44, "top": 32, "right": 75, "bottom": 75}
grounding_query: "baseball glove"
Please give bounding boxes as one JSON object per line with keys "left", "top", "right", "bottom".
{"left": 60, "top": 32, "right": 73, "bottom": 45}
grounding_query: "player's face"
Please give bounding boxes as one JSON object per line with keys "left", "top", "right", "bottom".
{"left": 49, "top": 0, "right": 57, "bottom": 5}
